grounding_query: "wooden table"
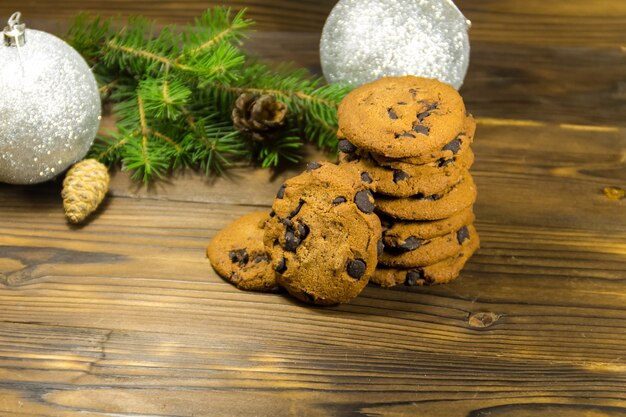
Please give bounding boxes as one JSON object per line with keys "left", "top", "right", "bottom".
{"left": 1, "top": 1, "right": 625, "bottom": 416}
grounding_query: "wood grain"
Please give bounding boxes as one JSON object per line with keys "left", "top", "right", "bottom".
{"left": 1, "top": 1, "right": 626, "bottom": 416}
{"left": 1, "top": 117, "right": 625, "bottom": 416}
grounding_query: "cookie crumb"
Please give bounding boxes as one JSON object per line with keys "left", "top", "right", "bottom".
{"left": 603, "top": 186, "right": 625, "bottom": 201}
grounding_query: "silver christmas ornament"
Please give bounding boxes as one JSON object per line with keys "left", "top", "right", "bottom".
{"left": 0, "top": 12, "right": 101, "bottom": 184}
{"left": 320, "top": 0, "right": 471, "bottom": 89}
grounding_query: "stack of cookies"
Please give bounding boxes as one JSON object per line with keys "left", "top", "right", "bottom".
{"left": 337, "top": 75, "right": 479, "bottom": 287}
{"left": 207, "top": 75, "right": 480, "bottom": 305}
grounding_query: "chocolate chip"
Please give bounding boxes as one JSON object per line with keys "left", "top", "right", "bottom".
{"left": 338, "top": 139, "right": 357, "bottom": 153}
{"left": 284, "top": 228, "right": 300, "bottom": 252}
{"left": 276, "top": 184, "right": 286, "bottom": 199}
{"left": 393, "top": 170, "right": 409, "bottom": 183}
{"left": 332, "top": 196, "right": 347, "bottom": 205}
{"left": 409, "top": 88, "right": 417, "bottom": 98}
{"left": 397, "top": 101, "right": 407, "bottom": 105}
{"left": 354, "top": 190, "right": 375, "bottom": 213}
{"left": 254, "top": 254, "right": 269, "bottom": 263}
{"left": 397, "top": 236, "right": 423, "bottom": 252}
{"left": 417, "top": 110, "right": 431, "bottom": 122}
{"left": 230, "top": 273, "right": 241, "bottom": 282}
{"left": 297, "top": 222, "right": 310, "bottom": 241}
{"left": 395, "top": 132, "right": 416, "bottom": 139}
{"left": 279, "top": 217, "right": 293, "bottom": 227}
{"left": 236, "top": 249, "right": 249, "bottom": 264}
{"left": 412, "top": 125, "right": 429, "bottom": 135}
{"left": 442, "top": 137, "right": 461, "bottom": 154}
{"left": 360, "top": 172, "right": 373, "bottom": 184}
{"left": 377, "top": 239, "right": 384, "bottom": 256}
{"left": 437, "top": 158, "right": 454, "bottom": 167}
{"left": 306, "top": 161, "right": 322, "bottom": 171}
{"left": 347, "top": 259, "right": 367, "bottom": 279}
{"left": 228, "top": 249, "right": 249, "bottom": 266}
{"left": 289, "top": 199, "right": 305, "bottom": 218}
{"left": 405, "top": 270, "right": 423, "bottom": 286}
{"left": 269, "top": 210, "right": 276, "bottom": 217}
{"left": 283, "top": 220, "right": 310, "bottom": 252}
{"left": 387, "top": 109, "right": 398, "bottom": 120}
{"left": 457, "top": 226, "right": 470, "bottom": 244}
{"left": 275, "top": 257, "right": 287, "bottom": 273}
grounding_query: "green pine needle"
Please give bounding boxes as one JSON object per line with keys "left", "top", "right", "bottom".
{"left": 66, "top": 7, "right": 352, "bottom": 183}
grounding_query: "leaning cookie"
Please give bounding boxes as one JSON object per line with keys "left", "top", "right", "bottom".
{"left": 378, "top": 224, "right": 478, "bottom": 268}
{"left": 375, "top": 173, "right": 477, "bottom": 221}
{"left": 207, "top": 211, "right": 277, "bottom": 291}
{"left": 264, "top": 163, "right": 382, "bottom": 305}
{"left": 338, "top": 76, "right": 467, "bottom": 160}
{"left": 371, "top": 232, "right": 480, "bottom": 288}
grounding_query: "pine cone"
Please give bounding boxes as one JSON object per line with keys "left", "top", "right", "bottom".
{"left": 62, "top": 159, "right": 110, "bottom": 224}
{"left": 232, "top": 93, "right": 287, "bottom": 142}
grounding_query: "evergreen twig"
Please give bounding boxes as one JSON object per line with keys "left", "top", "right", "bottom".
{"left": 66, "top": 8, "right": 351, "bottom": 182}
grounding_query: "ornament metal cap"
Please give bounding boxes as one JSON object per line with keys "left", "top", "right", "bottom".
{"left": 3, "top": 12, "right": 26, "bottom": 47}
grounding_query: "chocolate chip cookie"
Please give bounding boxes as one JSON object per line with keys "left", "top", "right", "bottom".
{"left": 338, "top": 113, "right": 476, "bottom": 167}
{"left": 381, "top": 207, "right": 475, "bottom": 247}
{"left": 207, "top": 211, "right": 277, "bottom": 291}
{"left": 264, "top": 162, "right": 382, "bottom": 305}
{"left": 375, "top": 173, "right": 477, "bottom": 221}
{"left": 338, "top": 76, "right": 467, "bottom": 160}
{"left": 372, "top": 114, "right": 476, "bottom": 166}
{"left": 340, "top": 147, "right": 474, "bottom": 198}
{"left": 371, "top": 229, "right": 480, "bottom": 287}
{"left": 378, "top": 224, "right": 477, "bottom": 268}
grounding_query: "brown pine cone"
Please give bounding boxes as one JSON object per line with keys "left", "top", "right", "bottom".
{"left": 232, "top": 93, "right": 287, "bottom": 142}
{"left": 62, "top": 159, "right": 110, "bottom": 224}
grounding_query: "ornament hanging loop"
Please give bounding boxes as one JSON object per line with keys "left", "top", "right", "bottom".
{"left": 3, "top": 11, "right": 26, "bottom": 47}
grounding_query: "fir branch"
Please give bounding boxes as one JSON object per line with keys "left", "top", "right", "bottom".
{"left": 259, "top": 135, "right": 302, "bottom": 168}
{"left": 139, "top": 77, "right": 191, "bottom": 120}
{"left": 221, "top": 85, "right": 340, "bottom": 107}
{"left": 178, "top": 8, "right": 252, "bottom": 61}
{"left": 106, "top": 40, "right": 173, "bottom": 67}
{"left": 152, "top": 130, "right": 183, "bottom": 153}
{"left": 67, "top": 7, "right": 351, "bottom": 183}
{"left": 98, "top": 79, "right": 119, "bottom": 95}
{"left": 122, "top": 135, "right": 171, "bottom": 182}
{"left": 88, "top": 134, "right": 128, "bottom": 164}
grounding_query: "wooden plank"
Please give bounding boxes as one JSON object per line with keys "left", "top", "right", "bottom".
{"left": 1, "top": 116, "right": 625, "bottom": 415}
{"left": 464, "top": 43, "right": 626, "bottom": 127}
{"left": 0, "top": 316, "right": 624, "bottom": 416}
{"left": 1, "top": 1, "right": 626, "bottom": 415}
{"left": 459, "top": 0, "right": 626, "bottom": 48}
{"left": 3, "top": 0, "right": 626, "bottom": 47}
{"left": 0, "top": 0, "right": 337, "bottom": 32}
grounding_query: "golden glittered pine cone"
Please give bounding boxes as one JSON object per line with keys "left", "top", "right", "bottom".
{"left": 232, "top": 93, "right": 287, "bottom": 142}
{"left": 62, "top": 159, "right": 110, "bottom": 224}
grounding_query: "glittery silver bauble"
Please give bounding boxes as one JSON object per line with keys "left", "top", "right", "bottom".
{"left": 0, "top": 13, "right": 101, "bottom": 184}
{"left": 320, "top": 0, "right": 471, "bottom": 89}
